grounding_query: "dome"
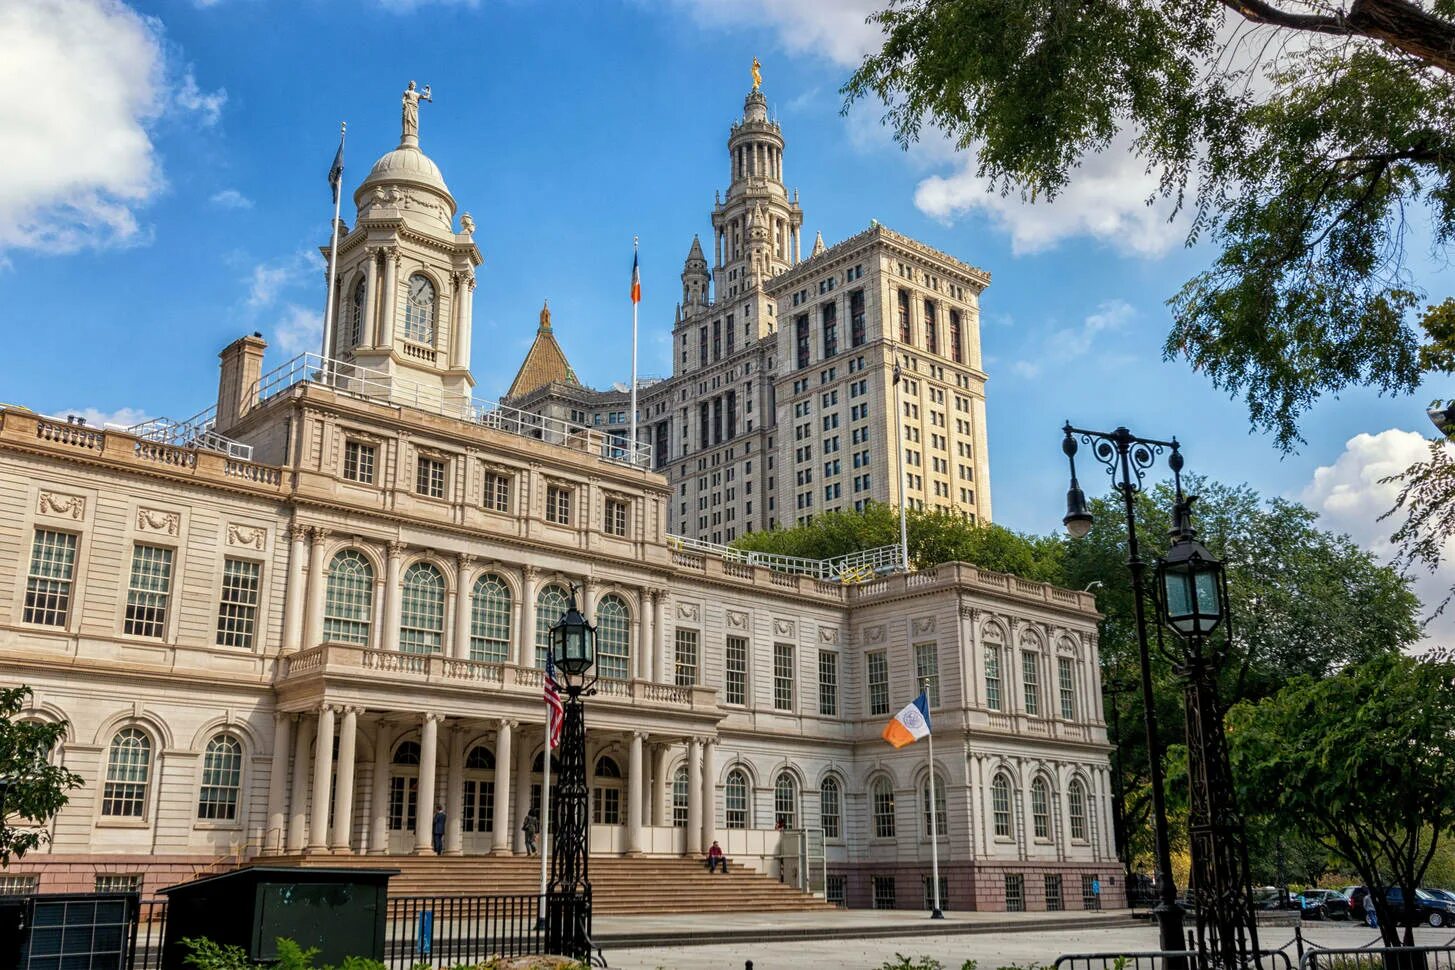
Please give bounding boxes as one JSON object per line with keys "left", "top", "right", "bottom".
{"left": 353, "top": 144, "right": 455, "bottom": 215}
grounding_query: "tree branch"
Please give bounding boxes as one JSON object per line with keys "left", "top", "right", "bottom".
{"left": 1220, "top": 0, "right": 1354, "bottom": 37}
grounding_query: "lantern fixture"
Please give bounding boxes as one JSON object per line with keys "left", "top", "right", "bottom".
{"left": 1061, "top": 425, "right": 1094, "bottom": 539}
{"left": 1156, "top": 497, "right": 1227, "bottom": 639}
{"left": 549, "top": 588, "right": 596, "bottom": 681}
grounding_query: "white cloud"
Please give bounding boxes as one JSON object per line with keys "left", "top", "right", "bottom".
{"left": 1008, "top": 299, "right": 1135, "bottom": 380}
{"left": 273, "top": 304, "right": 322, "bottom": 355}
{"left": 52, "top": 406, "right": 153, "bottom": 429}
{"left": 246, "top": 251, "right": 320, "bottom": 309}
{"left": 209, "top": 189, "right": 252, "bottom": 210}
{"left": 175, "top": 70, "right": 226, "bottom": 127}
{"left": 667, "top": 0, "right": 884, "bottom": 69}
{"left": 1299, "top": 428, "right": 1455, "bottom": 647}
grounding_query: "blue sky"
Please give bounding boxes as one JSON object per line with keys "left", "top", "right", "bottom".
{"left": 5, "top": 0, "right": 1451, "bottom": 631}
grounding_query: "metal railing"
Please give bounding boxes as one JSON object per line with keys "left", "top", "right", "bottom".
{"left": 1057, "top": 951, "right": 1294, "bottom": 970}
{"left": 131, "top": 898, "right": 167, "bottom": 970}
{"left": 123, "top": 407, "right": 253, "bottom": 461}
{"left": 385, "top": 894, "right": 545, "bottom": 970}
{"left": 1301, "top": 945, "right": 1455, "bottom": 969}
{"left": 247, "top": 353, "right": 652, "bottom": 467}
{"left": 666, "top": 533, "right": 906, "bottom": 581}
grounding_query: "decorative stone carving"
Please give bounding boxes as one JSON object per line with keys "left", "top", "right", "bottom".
{"left": 136, "top": 508, "right": 179, "bottom": 536}
{"left": 863, "top": 625, "right": 885, "bottom": 644}
{"left": 912, "top": 616, "right": 936, "bottom": 636}
{"left": 289, "top": 524, "right": 311, "bottom": 544}
{"left": 818, "top": 627, "right": 839, "bottom": 644}
{"left": 774, "top": 619, "right": 795, "bottom": 638}
{"left": 460, "top": 212, "right": 475, "bottom": 236}
{"left": 387, "top": 539, "right": 407, "bottom": 559}
{"left": 677, "top": 602, "right": 700, "bottom": 622}
{"left": 959, "top": 604, "right": 978, "bottom": 621}
{"left": 37, "top": 491, "right": 84, "bottom": 520}
{"left": 226, "top": 524, "right": 266, "bottom": 550}
{"left": 726, "top": 610, "right": 748, "bottom": 630}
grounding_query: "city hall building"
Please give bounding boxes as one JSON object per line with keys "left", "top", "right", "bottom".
{"left": 0, "top": 76, "right": 1120, "bottom": 912}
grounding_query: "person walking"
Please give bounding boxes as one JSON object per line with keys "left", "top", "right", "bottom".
{"left": 523, "top": 809, "right": 540, "bottom": 856}
{"left": 1364, "top": 887, "right": 1378, "bottom": 928}
{"left": 431, "top": 805, "right": 446, "bottom": 855}
{"left": 1091, "top": 876, "right": 1102, "bottom": 911}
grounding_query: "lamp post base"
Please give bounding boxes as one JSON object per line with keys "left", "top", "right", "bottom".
{"left": 1153, "top": 900, "right": 1188, "bottom": 969}
{"left": 930, "top": 907, "right": 944, "bottom": 919}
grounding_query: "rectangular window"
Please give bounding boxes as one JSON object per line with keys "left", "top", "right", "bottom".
{"left": 0, "top": 876, "right": 37, "bottom": 896}
{"left": 923, "top": 876, "right": 949, "bottom": 913}
{"left": 850, "top": 289, "right": 866, "bottom": 347}
{"left": 795, "top": 313, "right": 810, "bottom": 370}
{"left": 914, "top": 643, "right": 940, "bottom": 708}
{"left": 1022, "top": 651, "right": 1041, "bottom": 715}
{"left": 483, "top": 471, "right": 510, "bottom": 512}
{"left": 867, "top": 651, "right": 889, "bottom": 716}
{"left": 416, "top": 456, "right": 446, "bottom": 498}
{"left": 1082, "top": 874, "right": 1101, "bottom": 911}
{"left": 23, "top": 529, "right": 77, "bottom": 627}
{"left": 1005, "top": 874, "right": 1025, "bottom": 912}
{"left": 1058, "top": 656, "right": 1077, "bottom": 720}
{"left": 924, "top": 300, "right": 938, "bottom": 354}
{"left": 985, "top": 645, "right": 1002, "bottom": 711}
{"left": 949, "top": 309, "right": 964, "bottom": 363}
{"left": 818, "top": 650, "right": 838, "bottom": 716}
{"left": 773, "top": 642, "right": 794, "bottom": 711}
{"left": 343, "top": 441, "right": 376, "bottom": 484}
{"left": 215, "top": 558, "right": 261, "bottom": 649}
{"left": 592, "top": 786, "right": 621, "bottom": 825}
{"left": 897, "top": 289, "right": 912, "bottom": 343}
{"left": 1045, "top": 875, "right": 1064, "bottom": 912}
{"left": 604, "top": 498, "right": 628, "bottom": 537}
{"left": 546, "top": 485, "right": 572, "bottom": 525}
{"left": 94, "top": 874, "right": 142, "bottom": 895}
{"left": 872, "top": 876, "right": 897, "bottom": 911}
{"left": 674, "top": 629, "right": 699, "bottom": 686}
{"left": 725, "top": 636, "right": 748, "bottom": 705}
{"left": 124, "top": 544, "right": 173, "bottom": 639}
{"left": 822, "top": 301, "right": 838, "bottom": 358}
{"left": 827, "top": 875, "right": 846, "bottom": 907}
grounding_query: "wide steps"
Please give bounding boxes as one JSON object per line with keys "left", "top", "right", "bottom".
{"left": 252, "top": 854, "right": 831, "bottom": 914}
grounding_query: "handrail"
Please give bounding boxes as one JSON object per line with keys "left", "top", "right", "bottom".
{"left": 667, "top": 534, "right": 905, "bottom": 582}
{"left": 123, "top": 403, "right": 253, "bottom": 462}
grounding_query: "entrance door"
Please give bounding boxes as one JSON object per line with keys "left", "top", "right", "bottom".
{"left": 462, "top": 744, "right": 495, "bottom": 853}
{"left": 388, "top": 741, "right": 421, "bottom": 854}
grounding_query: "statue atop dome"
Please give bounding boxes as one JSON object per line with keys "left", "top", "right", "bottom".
{"left": 751, "top": 57, "right": 762, "bottom": 92}
{"left": 401, "top": 80, "right": 432, "bottom": 147}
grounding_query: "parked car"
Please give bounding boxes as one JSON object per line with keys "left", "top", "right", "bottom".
{"left": 1382, "top": 886, "right": 1455, "bottom": 927}
{"left": 1425, "top": 888, "right": 1455, "bottom": 905}
{"left": 1295, "top": 889, "right": 1352, "bottom": 920}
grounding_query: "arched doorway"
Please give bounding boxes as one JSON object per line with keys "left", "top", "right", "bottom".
{"left": 388, "top": 740, "right": 420, "bottom": 854}
{"left": 462, "top": 744, "right": 494, "bottom": 853}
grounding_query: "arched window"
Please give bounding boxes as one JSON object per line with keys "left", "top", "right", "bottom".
{"left": 197, "top": 733, "right": 243, "bottom": 821}
{"left": 1032, "top": 777, "right": 1051, "bottom": 840}
{"left": 921, "top": 774, "right": 947, "bottom": 838}
{"left": 324, "top": 550, "right": 373, "bottom": 645}
{"left": 592, "top": 756, "right": 623, "bottom": 825}
{"left": 725, "top": 769, "right": 750, "bottom": 829}
{"left": 672, "top": 766, "right": 690, "bottom": 828}
{"left": 102, "top": 728, "right": 151, "bottom": 818}
{"left": 871, "top": 776, "right": 896, "bottom": 838}
{"left": 350, "top": 277, "right": 367, "bottom": 348}
{"left": 992, "top": 773, "right": 1013, "bottom": 838}
{"left": 469, "top": 574, "right": 511, "bottom": 663}
{"left": 595, "top": 595, "right": 631, "bottom": 680}
{"left": 393, "top": 741, "right": 422, "bottom": 765}
{"left": 466, "top": 746, "right": 494, "bottom": 771}
{"left": 534, "top": 585, "right": 570, "bottom": 667}
{"left": 819, "top": 776, "right": 842, "bottom": 840}
{"left": 400, "top": 562, "right": 445, "bottom": 654}
{"left": 403, "top": 273, "right": 436, "bottom": 344}
{"left": 463, "top": 745, "right": 494, "bottom": 834}
{"left": 1068, "top": 779, "right": 1089, "bottom": 842}
{"left": 774, "top": 773, "right": 799, "bottom": 830}
{"left": 389, "top": 741, "right": 420, "bottom": 832}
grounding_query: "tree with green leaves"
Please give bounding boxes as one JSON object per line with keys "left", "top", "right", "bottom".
{"left": 1228, "top": 651, "right": 1455, "bottom": 947}
{"left": 0, "top": 686, "right": 81, "bottom": 864}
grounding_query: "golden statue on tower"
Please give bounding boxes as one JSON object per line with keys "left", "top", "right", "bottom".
{"left": 751, "top": 56, "right": 762, "bottom": 91}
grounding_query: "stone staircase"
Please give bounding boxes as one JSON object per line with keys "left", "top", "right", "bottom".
{"left": 252, "top": 854, "right": 832, "bottom": 915}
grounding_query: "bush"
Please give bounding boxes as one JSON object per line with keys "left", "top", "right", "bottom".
{"left": 180, "top": 937, "right": 387, "bottom": 970}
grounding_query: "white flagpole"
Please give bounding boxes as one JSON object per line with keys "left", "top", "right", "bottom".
{"left": 630, "top": 236, "right": 640, "bottom": 465}
{"left": 925, "top": 680, "right": 943, "bottom": 919}
{"left": 321, "top": 122, "right": 346, "bottom": 376}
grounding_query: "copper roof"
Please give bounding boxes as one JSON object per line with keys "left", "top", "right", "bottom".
{"left": 506, "top": 301, "right": 579, "bottom": 399}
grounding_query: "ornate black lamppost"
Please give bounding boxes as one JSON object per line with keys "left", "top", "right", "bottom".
{"left": 1061, "top": 424, "right": 1186, "bottom": 966}
{"left": 546, "top": 589, "right": 597, "bottom": 963}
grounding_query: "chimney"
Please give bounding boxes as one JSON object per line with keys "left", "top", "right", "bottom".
{"left": 216, "top": 333, "right": 268, "bottom": 435}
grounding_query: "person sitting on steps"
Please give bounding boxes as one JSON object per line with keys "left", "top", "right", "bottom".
{"left": 706, "top": 840, "right": 727, "bottom": 874}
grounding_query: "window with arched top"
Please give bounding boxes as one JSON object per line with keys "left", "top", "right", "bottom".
{"left": 463, "top": 745, "right": 494, "bottom": 834}
{"left": 725, "top": 769, "right": 750, "bottom": 829}
{"left": 992, "top": 772, "right": 1013, "bottom": 838}
{"left": 1032, "top": 777, "right": 1052, "bottom": 840}
{"left": 404, "top": 273, "right": 436, "bottom": 344}
{"left": 393, "top": 741, "right": 421, "bottom": 765}
{"left": 593, "top": 756, "right": 623, "bottom": 824}
{"left": 534, "top": 585, "right": 570, "bottom": 667}
{"left": 324, "top": 550, "right": 373, "bottom": 645}
{"left": 871, "top": 776, "right": 896, "bottom": 838}
{"left": 1068, "top": 779, "right": 1088, "bottom": 842}
{"left": 672, "top": 767, "right": 689, "bottom": 827}
{"left": 350, "top": 277, "right": 367, "bottom": 348}
{"left": 400, "top": 562, "right": 445, "bottom": 654}
{"left": 984, "top": 637, "right": 1003, "bottom": 711}
{"left": 197, "top": 733, "right": 243, "bottom": 821}
{"left": 819, "top": 776, "right": 842, "bottom": 840}
{"left": 774, "top": 773, "right": 799, "bottom": 830}
{"left": 102, "top": 728, "right": 151, "bottom": 818}
{"left": 389, "top": 741, "right": 420, "bottom": 832}
{"left": 921, "top": 774, "right": 947, "bottom": 838}
{"left": 470, "top": 574, "right": 511, "bottom": 663}
{"left": 465, "top": 746, "right": 495, "bottom": 771}
{"left": 595, "top": 757, "right": 622, "bottom": 779}
{"left": 596, "top": 595, "right": 631, "bottom": 681}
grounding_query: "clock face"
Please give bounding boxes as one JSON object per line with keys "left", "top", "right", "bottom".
{"left": 409, "top": 275, "right": 434, "bottom": 305}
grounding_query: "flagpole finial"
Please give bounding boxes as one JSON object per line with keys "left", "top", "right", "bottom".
{"left": 340, "top": 121, "right": 347, "bottom": 134}
{"left": 634, "top": 234, "right": 639, "bottom": 249}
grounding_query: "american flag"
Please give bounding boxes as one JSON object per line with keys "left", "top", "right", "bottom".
{"left": 544, "top": 653, "right": 564, "bottom": 750}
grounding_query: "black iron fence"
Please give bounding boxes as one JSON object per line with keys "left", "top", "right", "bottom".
{"left": 384, "top": 894, "right": 545, "bottom": 970}
{"left": 1056, "top": 951, "right": 1295, "bottom": 970}
{"left": 1301, "top": 946, "right": 1455, "bottom": 969}
{"left": 130, "top": 899, "right": 167, "bottom": 970}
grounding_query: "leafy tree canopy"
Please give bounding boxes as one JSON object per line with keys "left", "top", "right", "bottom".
{"left": 0, "top": 685, "right": 82, "bottom": 864}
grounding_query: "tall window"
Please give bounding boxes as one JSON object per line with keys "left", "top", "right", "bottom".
{"left": 596, "top": 595, "right": 631, "bottom": 680}
{"left": 850, "top": 289, "right": 866, "bottom": 347}
{"left": 867, "top": 651, "right": 889, "bottom": 716}
{"left": 1068, "top": 779, "right": 1089, "bottom": 842}
{"left": 462, "top": 746, "right": 494, "bottom": 833}
{"left": 344, "top": 441, "right": 376, "bottom": 484}
{"left": 725, "top": 768, "right": 749, "bottom": 829}
{"left": 822, "top": 301, "right": 838, "bottom": 358}
{"left": 795, "top": 314, "right": 810, "bottom": 370}
{"left": 399, "top": 562, "right": 445, "bottom": 654}
{"left": 773, "top": 643, "right": 794, "bottom": 711}
{"left": 124, "top": 544, "right": 173, "bottom": 639}
{"left": 197, "top": 733, "right": 243, "bottom": 820}
{"left": 897, "top": 289, "right": 912, "bottom": 343}
{"left": 774, "top": 773, "right": 798, "bottom": 829}
{"left": 724, "top": 636, "right": 748, "bottom": 705}
{"left": 482, "top": 471, "right": 510, "bottom": 512}
{"left": 818, "top": 650, "right": 838, "bottom": 716}
{"left": 416, "top": 456, "right": 446, "bottom": 498}
{"left": 388, "top": 741, "right": 420, "bottom": 832}
{"left": 350, "top": 277, "right": 367, "bottom": 347}
{"left": 604, "top": 498, "right": 628, "bottom": 537}
{"left": 992, "top": 773, "right": 1012, "bottom": 838}
{"left": 23, "top": 529, "right": 76, "bottom": 627}
{"left": 871, "top": 776, "right": 896, "bottom": 838}
{"left": 211, "top": 555, "right": 264, "bottom": 650}
{"left": 592, "top": 757, "right": 622, "bottom": 824}
{"left": 949, "top": 309, "right": 963, "bottom": 363}
{"left": 403, "top": 273, "right": 436, "bottom": 344}
{"left": 914, "top": 643, "right": 940, "bottom": 707}
{"left": 1058, "top": 656, "right": 1077, "bottom": 720}
{"left": 1022, "top": 650, "right": 1041, "bottom": 715}
{"left": 535, "top": 585, "right": 570, "bottom": 667}
{"left": 1031, "top": 777, "right": 1051, "bottom": 839}
{"left": 324, "top": 550, "right": 373, "bottom": 645}
{"left": 924, "top": 300, "right": 938, "bottom": 354}
{"left": 985, "top": 641, "right": 1003, "bottom": 710}
{"left": 922, "top": 776, "right": 947, "bottom": 838}
{"left": 672, "top": 767, "right": 690, "bottom": 827}
{"left": 820, "top": 776, "right": 842, "bottom": 839}
{"left": 546, "top": 485, "right": 572, "bottom": 525}
{"left": 469, "top": 574, "right": 511, "bottom": 663}
{"left": 674, "top": 629, "right": 699, "bottom": 686}
{"left": 101, "top": 728, "right": 151, "bottom": 817}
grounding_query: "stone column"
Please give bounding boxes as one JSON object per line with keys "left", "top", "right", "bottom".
{"left": 700, "top": 738, "right": 717, "bottom": 851}
{"left": 361, "top": 249, "right": 380, "bottom": 349}
{"left": 307, "top": 705, "right": 335, "bottom": 853}
{"left": 332, "top": 707, "right": 359, "bottom": 853}
{"left": 454, "top": 553, "right": 475, "bottom": 660}
{"left": 416, "top": 713, "right": 440, "bottom": 853}
{"left": 637, "top": 590, "right": 652, "bottom": 680}
{"left": 444, "top": 727, "right": 465, "bottom": 855}
{"left": 581, "top": 580, "right": 596, "bottom": 626}
{"left": 369, "top": 721, "right": 391, "bottom": 854}
{"left": 383, "top": 541, "right": 405, "bottom": 652}
{"left": 302, "top": 528, "right": 328, "bottom": 649}
{"left": 685, "top": 738, "right": 702, "bottom": 856}
{"left": 492, "top": 720, "right": 514, "bottom": 853}
{"left": 513, "top": 728, "right": 532, "bottom": 853}
{"left": 641, "top": 743, "right": 654, "bottom": 827}
{"left": 378, "top": 248, "right": 399, "bottom": 347}
{"left": 287, "top": 715, "right": 315, "bottom": 852}
{"left": 626, "top": 732, "right": 644, "bottom": 856}
{"left": 264, "top": 713, "right": 292, "bottom": 853}
{"left": 519, "top": 567, "right": 539, "bottom": 669}
{"left": 652, "top": 744, "right": 670, "bottom": 830}
{"left": 283, "top": 525, "right": 309, "bottom": 652}
{"left": 651, "top": 592, "right": 667, "bottom": 683}
{"left": 459, "top": 278, "right": 475, "bottom": 370}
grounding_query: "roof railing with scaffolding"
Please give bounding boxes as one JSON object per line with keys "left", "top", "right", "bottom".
{"left": 246, "top": 352, "right": 652, "bottom": 468}
{"left": 123, "top": 407, "right": 254, "bottom": 461}
{"left": 666, "top": 534, "right": 905, "bottom": 583}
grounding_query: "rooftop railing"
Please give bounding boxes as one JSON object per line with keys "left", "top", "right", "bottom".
{"left": 122, "top": 407, "right": 253, "bottom": 461}
{"left": 665, "top": 533, "right": 905, "bottom": 583}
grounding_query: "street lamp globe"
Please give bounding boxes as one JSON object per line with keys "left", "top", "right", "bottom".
{"left": 550, "top": 593, "right": 596, "bottom": 679}
{"left": 1156, "top": 511, "right": 1226, "bottom": 638}
{"left": 1061, "top": 429, "right": 1094, "bottom": 538}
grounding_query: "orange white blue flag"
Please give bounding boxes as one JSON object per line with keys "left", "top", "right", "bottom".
{"left": 631, "top": 245, "right": 641, "bottom": 304}
{"left": 882, "top": 691, "right": 931, "bottom": 748}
